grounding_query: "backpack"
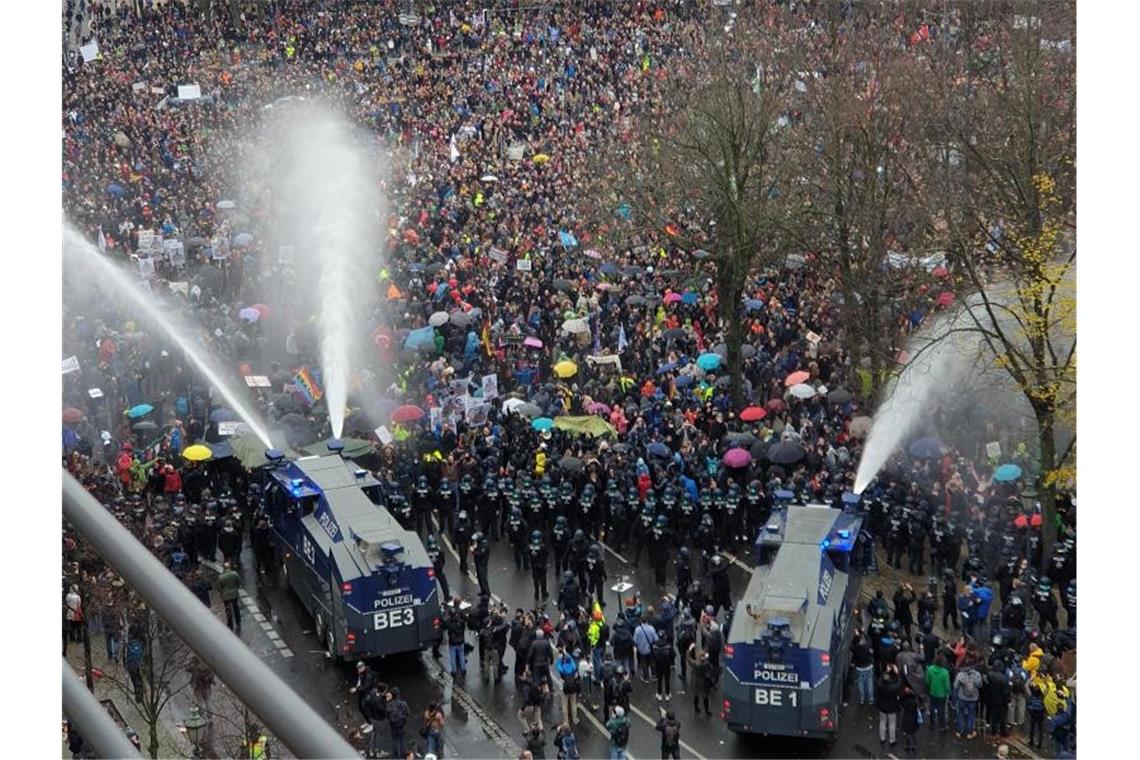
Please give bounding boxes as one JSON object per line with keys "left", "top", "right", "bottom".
{"left": 611, "top": 720, "right": 629, "bottom": 747}
{"left": 662, "top": 719, "right": 680, "bottom": 747}
{"left": 388, "top": 699, "right": 409, "bottom": 727}
{"left": 126, "top": 639, "right": 145, "bottom": 670}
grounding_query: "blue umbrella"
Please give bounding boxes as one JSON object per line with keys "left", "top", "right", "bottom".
{"left": 405, "top": 325, "right": 436, "bottom": 351}
{"left": 993, "top": 463, "right": 1023, "bottom": 482}
{"left": 674, "top": 375, "right": 694, "bottom": 388}
{"left": 600, "top": 262, "right": 618, "bottom": 276}
{"left": 210, "top": 408, "right": 237, "bottom": 423}
{"left": 697, "top": 352, "right": 722, "bottom": 371}
{"left": 233, "top": 232, "right": 254, "bottom": 246}
{"left": 408, "top": 262, "right": 425, "bottom": 273}
{"left": 647, "top": 442, "right": 671, "bottom": 459}
{"left": 656, "top": 362, "right": 678, "bottom": 375}
{"left": 532, "top": 417, "right": 555, "bottom": 432}
{"left": 681, "top": 291, "right": 699, "bottom": 306}
{"left": 745, "top": 298, "right": 764, "bottom": 312}
{"left": 126, "top": 403, "right": 154, "bottom": 419}
{"left": 908, "top": 437, "right": 943, "bottom": 460}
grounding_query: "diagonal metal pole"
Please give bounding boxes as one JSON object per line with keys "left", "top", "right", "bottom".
{"left": 62, "top": 660, "right": 140, "bottom": 759}
{"left": 62, "top": 472, "right": 356, "bottom": 759}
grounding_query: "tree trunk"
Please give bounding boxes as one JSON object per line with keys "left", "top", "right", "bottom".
{"left": 1035, "top": 408, "right": 1058, "bottom": 571}
{"left": 726, "top": 309, "right": 745, "bottom": 408}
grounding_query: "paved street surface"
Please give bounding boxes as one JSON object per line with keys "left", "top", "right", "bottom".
{"left": 215, "top": 532, "right": 1036, "bottom": 759}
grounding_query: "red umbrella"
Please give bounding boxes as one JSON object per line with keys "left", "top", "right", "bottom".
{"left": 932, "top": 265, "right": 950, "bottom": 278}
{"left": 784, "top": 370, "right": 810, "bottom": 387}
{"left": 250, "top": 303, "right": 271, "bottom": 318}
{"left": 62, "top": 407, "right": 86, "bottom": 424}
{"left": 391, "top": 404, "right": 425, "bottom": 424}
{"left": 765, "top": 398, "right": 786, "bottom": 413}
{"left": 936, "top": 291, "right": 955, "bottom": 307}
{"left": 740, "top": 406, "right": 767, "bottom": 422}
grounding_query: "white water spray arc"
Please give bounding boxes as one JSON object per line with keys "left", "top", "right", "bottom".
{"left": 270, "top": 106, "right": 381, "bottom": 439}
{"left": 852, "top": 313, "right": 973, "bottom": 494}
{"left": 64, "top": 224, "right": 274, "bottom": 449}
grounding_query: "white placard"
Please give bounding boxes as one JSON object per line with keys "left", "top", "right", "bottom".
{"left": 430, "top": 407, "right": 442, "bottom": 430}
{"left": 168, "top": 281, "right": 189, "bottom": 296}
{"left": 481, "top": 373, "right": 499, "bottom": 401}
{"left": 177, "top": 84, "right": 203, "bottom": 100}
{"left": 217, "top": 421, "right": 243, "bottom": 436}
{"left": 516, "top": 258, "right": 532, "bottom": 272}
{"left": 375, "top": 425, "right": 394, "bottom": 445}
{"left": 80, "top": 40, "right": 99, "bottom": 63}
{"left": 244, "top": 375, "right": 271, "bottom": 387}
{"left": 132, "top": 82, "right": 146, "bottom": 93}
{"left": 62, "top": 356, "right": 81, "bottom": 375}
{"left": 465, "top": 400, "right": 491, "bottom": 426}
{"left": 985, "top": 441, "right": 1002, "bottom": 459}
{"left": 805, "top": 331, "right": 821, "bottom": 345}
{"left": 138, "top": 257, "right": 156, "bottom": 278}
{"left": 488, "top": 247, "right": 507, "bottom": 263}
{"left": 151, "top": 86, "right": 166, "bottom": 95}
{"left": 137, "top": 229, "right": 156, "bottom": 251}
{"left": 88, "top": 387, "right": 104, "bottom": 399}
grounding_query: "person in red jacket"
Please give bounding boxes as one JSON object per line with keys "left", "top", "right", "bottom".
{"left": 162, "top": 464, "right": 183, "bottom": 502}
{"left": 116, "top": 444, "right": 134, "bottom": 488}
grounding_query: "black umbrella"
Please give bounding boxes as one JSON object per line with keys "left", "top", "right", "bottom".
{"left": 424, "top": 262, "right": 443, "bottom": 275}
{"left": 131, "top": 420, "right": 158, "bottom": 432}
{"left": 828, "top": 388, "right": 854, "bottom": 405}
{"left": 767, "top": 441, "right": 807, "bottom": 465}
{"left": 622, "top": 266, "right": 645, "bottom": 277}
{"left": 558, "top": 456, "right": 584, "bottom": 471}
{"left": 663, "top": 328, "right": 687, "bottom": 341}
{"left": 725, "top": 431, "right": 757, "bottom": 447}
{"left": 611, "top": 443, "right": 631, "bottom": 454}
{"left": 625, "top": 295, "right": 647, "bottom": 306}
{"left": 516, "top": 403, "right": 542, "bottom": 418}
{"left": 749, "top": 440, "right": 767, "bottom": 460}
{"left": 741, "top": 344, "right": 757, "bottom": 359}
{"left": 553, "top": 278, "right": 575, "bottom": 292}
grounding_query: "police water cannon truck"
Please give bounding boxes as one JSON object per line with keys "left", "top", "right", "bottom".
{"left": 724, "top": 502, "right": 864, "bottom": 739}
{"left": 261, "top": 441, "right": 442, "bottom": 661}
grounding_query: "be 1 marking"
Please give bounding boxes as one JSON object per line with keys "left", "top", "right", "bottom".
{"left": 754, "top": 688, "right": 798, "bottom": 707}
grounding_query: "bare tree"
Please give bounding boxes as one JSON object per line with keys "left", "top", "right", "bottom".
{"left": 921, "top": 1, "right": 1076, "bottom": 559}
{"left": 600, "top": 11, "right": 801, "bottom": 405}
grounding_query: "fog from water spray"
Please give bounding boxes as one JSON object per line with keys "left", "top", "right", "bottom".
{"left": 853, "top": 310, "right": 974, "bottom": 494}
{"left": 64, "top": 224, "right": 274, "bottom": 449}
{"left": 259, "top": 103, "right": 383, "bottom": 439}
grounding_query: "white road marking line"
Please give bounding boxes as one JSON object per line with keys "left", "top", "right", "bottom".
{"left": 280, "top": 650, "right": 294, "bottom": 658}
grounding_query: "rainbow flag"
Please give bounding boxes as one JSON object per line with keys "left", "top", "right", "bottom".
{"left": 293, "top": 366, "right": 323, "bottom": 405}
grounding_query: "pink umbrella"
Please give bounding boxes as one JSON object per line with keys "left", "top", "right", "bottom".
{"left": 932, "top": 265, "right": 950, "bottom": 278}
{"left": 784, "top": 370, "right": 810, "bottom": 387}
{"left": 937, "top": 291, "right": 955, "bottom": 307}
{"left": 586, "top": 401, "right": 611, "bottom": 415}
{"left": 765, "top": 398, "right": 786, "bottom": 413}
{"left": 391, "top": 405, "right": 425, "bottom": 424}
{"left": 524, "top": 336, "right": 544, "bottom": 349}
{"left": 664, "top": 292, "right": 682, "bottom": 304}
{"left": 250, "top": 303, "right": 271, "bottom": 317}
{"left": 723, "top": 448, "right": 753, "bottom": 468}
{"left": 584, "top": 249, "right": 602, "bottom": 260}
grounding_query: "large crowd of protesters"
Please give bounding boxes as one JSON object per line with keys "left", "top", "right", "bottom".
{"left": 61, "top": 2, "right": 1075, "bottom": 759}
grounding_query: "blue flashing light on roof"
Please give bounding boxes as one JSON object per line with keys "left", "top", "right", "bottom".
{"left": 820, "top": 538, "right": 832, "bottom": 551}
{"left": 265, "top": 448, "right": 285, "bottom": 463}
{"left": 327, "top": 438, "right": 345, "bottom": 454}
{"left": 838, "top": 529, "right": 850, "bottom": 539}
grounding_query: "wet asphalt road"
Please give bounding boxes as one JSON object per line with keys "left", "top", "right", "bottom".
{"left": 226, "top": 532, "right": 1028, "bottom": 759}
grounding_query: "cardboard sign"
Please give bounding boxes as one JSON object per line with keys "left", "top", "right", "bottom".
{"left": 805, "top": 331, "right": 821, "bottom": 345}
{"left": 80, "top": 40, "right": 99, "bottom": 63}
{"left": 138, "top": 257, "right": 156, "bottom": 279}
{"left": 164, "top": 239, "right": 185, "bottom": 264}
{"left": 488, "top": 247, "right": 507, "bottom": 264}
{"left": 88, "top": 387, "right": 104, "bottom": 399}
{"left": 168, "top": 281, "right": 189, "bottom": 296}
{"left": 217, "top": 421, "right": 243, "bottom": 436}
{"left": 177, "top": 84, "right": 203, "bottom": 100}
{"left": 465, "top": 399, "right": 491, "bottom": 426}
{"left": 62, "top": 356, "right": 81, "bottom": 375}
{"left": 137, "top": 229, "right": 156, "bottom": 251}
{"left": 244, "top": 375, "right": 271, "bottom": 388}
{"left": 151, "top": 86, "right": 166, "bottom": 95}
{"left": 516, "top": 259, "right": 532, "bottom": 272}
{"left": 375, "top": 426, "right": 394, "bottom": 445}
{"left": 481, "top": 373, "right": 499, "bottom": 401}
{"left": 132, "top": 82, "right": 146, "bottom": 93}
{"left": 985, "top": 441, "right": 1002, "bottom": 459}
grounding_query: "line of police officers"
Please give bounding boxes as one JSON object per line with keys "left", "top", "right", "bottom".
{"left": 381, "top": 470, "right": 749, "bottom": 615}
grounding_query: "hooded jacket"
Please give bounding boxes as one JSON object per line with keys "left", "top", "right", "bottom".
{"left": 954, "top": 667, "right": 984, "bottom": 702}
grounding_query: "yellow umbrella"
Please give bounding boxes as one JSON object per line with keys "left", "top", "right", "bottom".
{"left": 182, "top": 444, "right": 213, "bottom": 462}
{"left": 533, "top": 153, "right": 551, "bottom": 164}
{"left": 553, "top": 360, "right": 578, "bottom": 379}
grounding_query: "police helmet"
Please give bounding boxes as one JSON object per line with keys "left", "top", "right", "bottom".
{"left": 511, "top": 506, "right": 522, "bottom": 519}
{"left": 472, "top": 531, "right": 485, "bottom": 544}
{"left": 426, "top": 534, "right": 439, "bottom": 549}
{"left": 574, "top": 529, "right": 585, "bottom": 542}
{"left": 457, "top": 509, "right": 469, "bottom": 522}
{"left": 562, "top": 570, "right": 576, "bottom": 585}
{"left": 530, "top": 529, "right": 543, "bottom": 543}
{"left": 588, "top": 543, "right": 602, "bottom": 559}
{"left": 555, "top": 515, "right": 568, "bottom": 528}
{"left": 654, "top": 515, "right": 667, "bottom": 529}
{"left": 710, "top": 555, "right": 723, "bottom": 568}
{"left": 679, "top": 546, "right": 690, "bottom": 559}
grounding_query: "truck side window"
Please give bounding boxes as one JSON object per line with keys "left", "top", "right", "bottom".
{"left": 301, "top": 495, "right": 316, "bottom": 517}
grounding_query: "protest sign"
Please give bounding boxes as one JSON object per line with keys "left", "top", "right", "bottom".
{"left": 375, "top": 426, "right": 394, "bottom": 445}
{"left": 244, "top": 375, "right": 271, "bottom": 388}
{"left": 218, "top": 421, "right": 244, "bottom": 436}
{"left": 88, "top": 388, "right": 104, "bottom": 399}
{"left": 138, "top": 257, "right": 156, "bottom": 279}
{"left": 985, "top": 441, "right": 1002, "bottom": 459}
{"left": 168, "top": 281, "right": 189, "bottom": 296}
{"left": 516, "top": 258, "right": 532, "bottom": 272}
{"left": 465, "top": 401, "right": 491, "bottom": 426}
{"left": 481, "top": 373, "right": 499, "bottom": 401}
{"left": 80, "top": 40, "right": 99, "bottom": 63}
{"left": 62, "top": 356, "right": 81, "bottom": 375}
{"left": 177, "top": 84, "right": 203, "bottom": 100}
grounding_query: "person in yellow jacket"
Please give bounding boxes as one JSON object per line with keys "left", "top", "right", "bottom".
{"left": 535, "top": 444, "right": 547, "bottom": 476}
{"left": 248, "top": 730, "right": 268, "bottom": 758}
